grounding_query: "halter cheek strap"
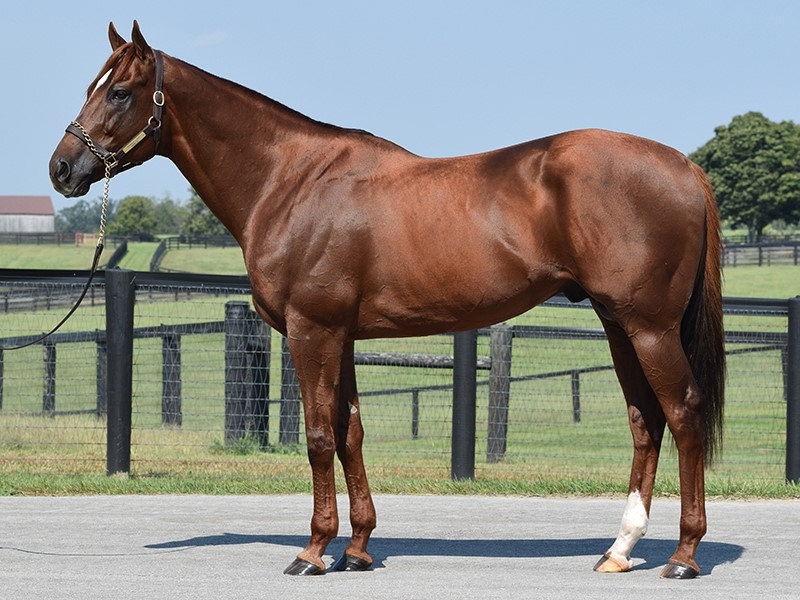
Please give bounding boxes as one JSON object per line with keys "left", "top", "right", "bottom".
{"left": 66, "top": 49, "right": 165, "bottom": 176}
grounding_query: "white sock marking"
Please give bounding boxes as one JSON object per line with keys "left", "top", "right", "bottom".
{"left": 606, "top": 490, "right": 648, "bottom": 568}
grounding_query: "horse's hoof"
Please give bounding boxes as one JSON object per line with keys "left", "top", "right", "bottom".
{"left": 593, "top": 552, "right": 631, "bottom": 573}
{"left": 332, "top": 554, "right": 372, "bottom": 572}
{"left": 283, "top": 558, "right": 325, "bottom": 576}
{"left": 660, "top": 560, "right": 700, "bottom": 579}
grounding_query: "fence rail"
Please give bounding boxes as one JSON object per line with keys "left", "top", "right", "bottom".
{"left": 723, "top": 241, "right": 800, "bottom": 266}
{"left": 0, "top": 268, "right": 797, "bottom": 485}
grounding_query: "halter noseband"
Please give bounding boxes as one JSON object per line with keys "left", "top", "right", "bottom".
{"left": 66, "top": 49, "right": 165, "bottom": 176}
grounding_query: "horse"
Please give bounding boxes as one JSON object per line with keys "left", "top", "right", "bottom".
{"left": 50, "top": 22, "right": 725, "bottom": 579}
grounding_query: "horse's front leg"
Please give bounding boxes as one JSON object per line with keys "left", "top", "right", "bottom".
{"left": 283, "top": 327, "right": 346, "bottom": 576}
{"left": 331, "top": 341, "right": 376, "bottom": 571}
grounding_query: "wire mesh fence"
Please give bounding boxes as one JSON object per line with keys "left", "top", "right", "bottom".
{"left": 0, "top": 272, "right": 794, "bottom": 487}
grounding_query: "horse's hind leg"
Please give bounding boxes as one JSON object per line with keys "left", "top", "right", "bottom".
{"left": 610, "top": 321, "right": 707, "bottom": 579}
{"left": 593, "top": 315, "right": 667, "bottom": 574}
{"left": 636, "top": 331, "right": 707, "bottom": 578}
{"left": 331, "top": 341, "right": 377, "bottom": 571}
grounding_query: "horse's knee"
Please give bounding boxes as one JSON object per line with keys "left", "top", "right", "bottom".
{"left": 306, "top": 426, "right": 336, "bottom": 464}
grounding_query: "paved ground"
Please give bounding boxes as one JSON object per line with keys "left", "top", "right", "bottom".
{"left": 1, "top": 494, "right": 797, "bottom": 599}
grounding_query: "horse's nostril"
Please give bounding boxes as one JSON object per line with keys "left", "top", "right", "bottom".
{"left": 56, "top": 159, "right": 70, "bottom": 182}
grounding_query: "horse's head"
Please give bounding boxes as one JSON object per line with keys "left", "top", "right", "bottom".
{"left": 50, "top": 21, "right": 165, "bottom": 198}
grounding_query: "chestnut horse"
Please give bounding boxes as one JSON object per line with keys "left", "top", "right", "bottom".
{"left": 50, "top": 23, "right": 725, "bottom": 579}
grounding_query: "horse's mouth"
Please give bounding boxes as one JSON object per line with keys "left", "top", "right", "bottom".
{"left": 62, "top": 179, "right": 92, "bottom": 198}
{"left": 51, "top": 176, "right": 91, "bottom": 198}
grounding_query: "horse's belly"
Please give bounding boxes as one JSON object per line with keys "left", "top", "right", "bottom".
{"left": 355, "top": 266, "right": 562, "bottom": 339}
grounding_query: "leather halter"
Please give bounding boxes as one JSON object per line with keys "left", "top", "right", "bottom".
{"left": 1, "top": 51, "right": 166, "bottom": 352}
{"left": 66, "top": 49, "right": 165, "bottom": 176}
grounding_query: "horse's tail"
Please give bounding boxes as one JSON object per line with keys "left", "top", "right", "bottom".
{"left": 681, "top": 161, "right": 726, "bottom": 466}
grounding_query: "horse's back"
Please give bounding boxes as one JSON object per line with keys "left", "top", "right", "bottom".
{"left": 345, "top": 129, "right": 707, "bottom": 337}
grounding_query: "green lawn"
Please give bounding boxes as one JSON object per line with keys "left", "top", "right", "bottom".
{"left": 2, "top": 242, "right": 797, "bottom": 299}
{"left": 0, "top": 284, "right": 794, "bottom": 497}
{"left": 0, "top": 241, "right": 797, "bottom": 497}
{"left": 159, "top": 246, "right": 246, "bottom": 274}
{"left": 722, "top": 264, "right": 800, "bottom": 298}
{"left": 0, "top": 243, "right": 98, "bottom": 269}
{"left": 116, "top": 242, "right": 159, "bottom": 270}
{"left": 145, "top": 247, "right": 800, "bottom": 299}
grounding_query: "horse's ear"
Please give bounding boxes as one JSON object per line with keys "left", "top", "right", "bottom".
{"left": 108, "top": 22, "right": 126, "bottom": 50}
{"left": 131, "top": 20, "right": 152, "bottom": 60}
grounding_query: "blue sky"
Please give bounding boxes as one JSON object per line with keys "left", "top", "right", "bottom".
{"left": 2, "top": 1, "right": 798, "bottom": 211}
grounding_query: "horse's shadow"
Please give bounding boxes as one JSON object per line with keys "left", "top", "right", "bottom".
{"left": 146, "top": 533, "right": 743, "bottom": 574}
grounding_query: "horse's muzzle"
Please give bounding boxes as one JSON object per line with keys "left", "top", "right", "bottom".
{"left": 49, "top": 152, "right": 94, "bottom": 198}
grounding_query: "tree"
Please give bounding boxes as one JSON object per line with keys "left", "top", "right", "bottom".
{"left": 107, "top": 195, "right": 159, "bottom": 240}
{"left": 56, "top": 198, "right": 116, "bottom": 233}
{"left": 153, "top": 196, "right": 186, "bottom": 235}
{"left": 181, "top": 188, "right": 230, "bottom": 237}
{"left": 690, "top": 112, "right": 800, "bottom": 241}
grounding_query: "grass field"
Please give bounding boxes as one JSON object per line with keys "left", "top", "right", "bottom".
{"left": 3, "top": 241, "right": 797, "bottom": 298}
{"left": 0, "top": 282, "right": 794, "bottom": 498}
{"left": 117, "top": 241, "right": 160, "bottom": 270}
{"left": 0, "top": 242, "right": 798, "bottom": 497}
{"left": 0, "top": 242, "right": 98, "bottom": 269}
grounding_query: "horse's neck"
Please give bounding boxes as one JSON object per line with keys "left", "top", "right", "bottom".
{"left": 162, "top": 57, "right": 358, "bottom": 240}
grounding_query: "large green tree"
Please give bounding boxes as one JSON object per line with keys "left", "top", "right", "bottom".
{"left": 181, "top": 189, "right": 230, "bottom": 237}
{"left": 153, "top": 196, "right": 186, "bottom": 234}
{"left": 107, "top": 195, "right": 159, "bottom": 240}
{"left": 690, "top": 112, "right": 800, "bottom": 241}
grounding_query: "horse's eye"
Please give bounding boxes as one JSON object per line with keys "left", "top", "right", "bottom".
{"left": 109, "top": 88, "right": 130, "bottom": 103}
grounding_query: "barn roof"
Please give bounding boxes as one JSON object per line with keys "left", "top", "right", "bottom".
{"left": 0, "top": 196, "right": 55, "bottom": 216}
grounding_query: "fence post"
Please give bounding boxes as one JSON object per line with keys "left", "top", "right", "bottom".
{"left": 571, "top": 370, "right": 582, "bottom": 423}
{"left": 42, "top": 342, "right": 56, "bottom": 415}
{"left": 224, "top": 301, "right": 250, "bottom": 445}
{"left": 0, "top": 349, "right": 4, "bottom": 411}
{"left": 487, "top": 324, "right": 512, "bottom": 463}
{"left": 452, "top": 330, "right": 477, "bottom": 480}
{"left": 411, "top": 390, "right": 420, "bottom": 440}
{"left": 95, "top": 333, "right": 107, "bottom": 417}
{"left": 280, "top": 336, "right": 301, "bottom": 445}
{"left": 250, "top": 321, "right": 270, "bottom": 449}
{"left": 162, "top": 331, "right": 182, "bottom": 426}
{"left": 786, "top": 296, "right": 800, "bottom": 484}
{"left": 105, "top": 268, "right": 135, "bottom": 476}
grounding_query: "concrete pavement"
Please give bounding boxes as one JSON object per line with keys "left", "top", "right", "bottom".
{"left": 1, "top": 494, "right": 798, "bottom": 599}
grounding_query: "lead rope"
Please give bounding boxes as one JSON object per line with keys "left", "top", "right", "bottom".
{"left": 3, "top": 159, "right": 112, "bottom": 351}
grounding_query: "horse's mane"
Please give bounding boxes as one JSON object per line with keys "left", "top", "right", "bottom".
{"left": 172, "top": 56, "right": 408, "bottom": 152}
{"left": 84, "top": 46, "right": 408, "bottom": 154}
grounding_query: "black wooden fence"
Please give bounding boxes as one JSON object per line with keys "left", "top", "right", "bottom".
{"left": 723, "top": 241, "right": 800, "bottom": 266}
{"left": 0, "top": 269, "right": 798, "bottom": 483}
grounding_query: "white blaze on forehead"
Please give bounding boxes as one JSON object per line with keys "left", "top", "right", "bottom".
{"left": 91, "top": 69, "right": 113, "bottom": 97}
